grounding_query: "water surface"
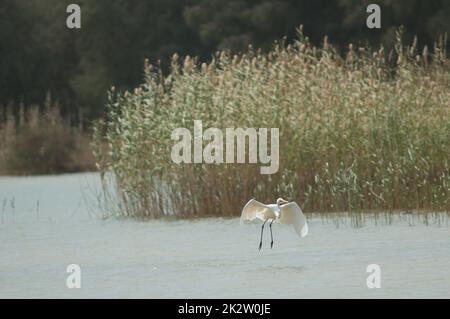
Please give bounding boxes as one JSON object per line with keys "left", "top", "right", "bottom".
{"left": 0, "top": 173, "right": 449, "bottom": 298}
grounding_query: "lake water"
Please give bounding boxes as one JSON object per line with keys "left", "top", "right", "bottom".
{"left": 1, "top": 173, "right": 449, "bottom": 298}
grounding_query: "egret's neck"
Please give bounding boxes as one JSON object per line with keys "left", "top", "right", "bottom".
{"left": 276, "top": 198, "right": 285, "bottom": 208}
{"left": 275, "top": 203, "right": 283, "bottom": 216}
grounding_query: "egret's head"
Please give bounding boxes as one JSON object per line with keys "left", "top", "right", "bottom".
{"left": 276, "top": 198, "right": 289, "bottom": 206}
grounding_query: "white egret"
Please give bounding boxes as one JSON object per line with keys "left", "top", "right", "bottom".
{"left": 240, "top": 198, "right": 308, "bottom": 250}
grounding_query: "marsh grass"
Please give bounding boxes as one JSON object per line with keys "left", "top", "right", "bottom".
{"left": 94, "top": 28, "right": 450, "bottom": 219}
{"left": 312, "top": 211, "right": 450, "bottom": 228}
{"left": 0, "top": 99, "right": 95, "bottom": 175}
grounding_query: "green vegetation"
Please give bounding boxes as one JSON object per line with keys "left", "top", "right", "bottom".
{"left": 1, "top": 0, "right": 449, "bottom": 180}
{"left": 2, "top": 0, "right": 450, "bottom": 120}
{"left": 0, "top": 98, "right": 95, "bottom": 175}
{"left": 93, "top": 29, "right": 450, "bottom": 218}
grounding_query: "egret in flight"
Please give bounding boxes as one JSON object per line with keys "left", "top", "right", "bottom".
{"left": 240, "top": 198, "right": 308, "bottom": 250}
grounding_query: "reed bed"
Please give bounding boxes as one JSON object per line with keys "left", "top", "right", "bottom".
{"left": 93, "top": 28, "right": 450, "bottom": 219}
{"left": 0, "top": 99, "right": 95, "bottom": 175}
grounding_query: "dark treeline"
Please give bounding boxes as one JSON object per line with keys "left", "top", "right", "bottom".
{"left": 1, "top": 0, "right": 449, "bottom": 122}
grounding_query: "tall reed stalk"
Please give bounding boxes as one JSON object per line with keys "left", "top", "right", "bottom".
{"left": 93, "top": 28, "right": 450, "bottom": 218}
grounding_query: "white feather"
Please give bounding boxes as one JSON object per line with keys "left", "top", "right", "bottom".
{"left": 240, "top": 198, "right": 308, "bottom": 238}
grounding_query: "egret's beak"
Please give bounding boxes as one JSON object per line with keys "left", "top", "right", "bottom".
{"left": 277, "top": 198, "right": 290, "bottom": 206}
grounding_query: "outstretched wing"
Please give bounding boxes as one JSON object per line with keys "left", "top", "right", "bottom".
{"left": 240, "top": 199, "right": 270, "bottom": 224}
{"left": 279, "top": 202, "right": 308, "bottom": 238}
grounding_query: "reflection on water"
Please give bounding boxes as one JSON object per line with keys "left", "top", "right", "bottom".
{"left": 0, "top": 173, "right": 449, "bottom": 298}
{"left": 260, "top": 265, "right": 304, "bottom": 272}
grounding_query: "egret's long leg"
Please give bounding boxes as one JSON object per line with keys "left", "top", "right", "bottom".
{"left": 269, "top": 219, "right": 274, "bottom": 248}
{"left": 258, "top": 219, "right": 268, "bottom": 250}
